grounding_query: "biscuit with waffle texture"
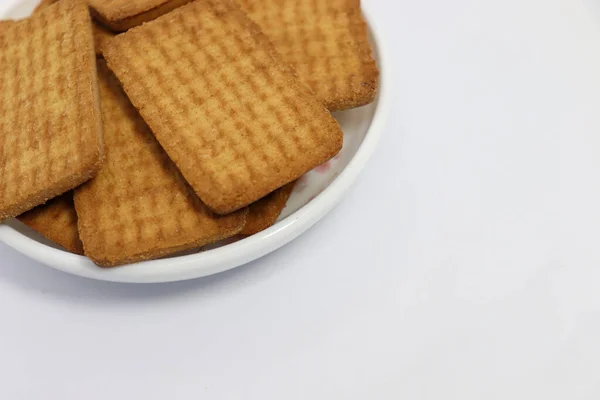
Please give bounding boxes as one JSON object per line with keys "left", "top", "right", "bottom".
{"left": 0, "top": 0, "right": 103, "bottom": 223}
{"left": 15, "top": 0, "right": 107, "bottom": 254}
{"left": 88, "top": 0, "right": 192, "bottom": 31}
{"left": 17, "top": 192, "right": 84, "bottom": 254}
{"left": 34, "top": 0, "right": 115, "bottom": 55}
{"left": 103, "top": 0, "right": 343, "bottom": 214}
{"left": 74, "top": 60, "right": 247, "bottom": 267}
{"left": 241, "top": 182, "right": 295, "bottom": 235}
{"left": 237, "top": 0, "right": 378, "bottom": 111}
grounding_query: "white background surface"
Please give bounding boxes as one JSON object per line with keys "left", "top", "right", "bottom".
{"left": 2, "top": 0, "right": 600, "bottom": 398}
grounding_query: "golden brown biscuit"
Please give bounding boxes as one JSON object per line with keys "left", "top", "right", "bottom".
{"left": 237, "top": 0, "right": 379, "bottom": 111}
{"left": 14, "top": 0, "right": 109, "bottom": 254}
{"left": 34, "top": 0, "right": 115, "bottom": 55}
{"left": 241, "top": 182, "right": 295, "bottom": 235}
{"left": 17, "top": 193, "right": 84, "bottom": 254}
{"left": 0, "top": 0, "right": 103, "bottom": 222}
{"left": 88, "top": 0, "right": 192, "bottom": 31}
{"left": 103, "top": 0, "right": 343, "bottom": 215}
{"left": 74, "top": 60, "right": 247, "bottom": 267}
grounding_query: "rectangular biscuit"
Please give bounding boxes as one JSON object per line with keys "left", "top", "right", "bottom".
{"left": 103, "top": 0, "right": 343, "bottom": 214}
{"left": 17, "top": 192, "right": 84, "bottom": 254}
{"left": 241, "top": 182, "right": 295, "bottom": 236}
{"left": 74, "top": 60, "right": 247, "bottom": 267}
{"left": 237, "top": 0, "right": 379, "bottom": 111}
{"left": 0, "top": 0, "right": 103, "bottom": 222}
{"left": 14, "top": 1, "right": 110, "bottom": 254}
{"left": 88, "top": 0, "right": 192, "bottom": 31}
{"left": 34, "top": 0, "right": 115, "bottom": 56}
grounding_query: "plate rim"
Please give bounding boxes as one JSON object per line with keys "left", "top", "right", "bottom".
{"left": 0, "top": 4, "right": 392, "bottom": 283}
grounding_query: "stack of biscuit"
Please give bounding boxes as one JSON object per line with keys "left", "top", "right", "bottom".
{"left": 0, "top": 0, "right": 378, "bottom": 267}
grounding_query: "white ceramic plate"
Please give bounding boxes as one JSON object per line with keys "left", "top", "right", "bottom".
{"left": 0, "top": 0, "right": 391, "bottom": 283}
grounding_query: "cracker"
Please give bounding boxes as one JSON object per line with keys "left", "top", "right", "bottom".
{"left": 237, "top": 0, "right": 379, "bottom": 111}
{"left": 17, "top": 192, "right": 84, "bottom": 254}
{"left": 88, "top": 0, "right": 192, "bottom": 31}
{"left": 103, "top": 0, "right": 343, "bottom": 214}
{"left": 74, "top": 60, "right": 247, "bottom": 267}
{"left": 12, "top": 0, "right": 107, "bottom": 255}
{"left": 34, "top": 0, "right": 115, "bottom": 56}
{"left": 241, "top": 182, "right": 295, "bottom": 236}
{"left": 0, "top": 0, "right": 103, "bottom": 222}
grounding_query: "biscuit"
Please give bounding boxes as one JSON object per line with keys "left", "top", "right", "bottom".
{"left": 13, "top": 0, "right": 107, "bottom": 255}
{"left": 241, "top": 182, "right": 295, "bottom": 235}
{"left": 0, "top": 0, "right": 103, "bottom": 222}
{"left": 74, "top": 60, "right": 247, "bottom": 267}
{"left": 103, "top": 0, "right": 343, "bottom": 214}
{"left": 88, "top": 0, "right": 192, "bottom": 31}
{"left": 34, "top": 0, "right": 115, "bottom": 56}
{"left": 17, "top": 192, "right": 84, "bottom": 254}
{"left": 237, "top": 0, "right": 379, "bottom": 111}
